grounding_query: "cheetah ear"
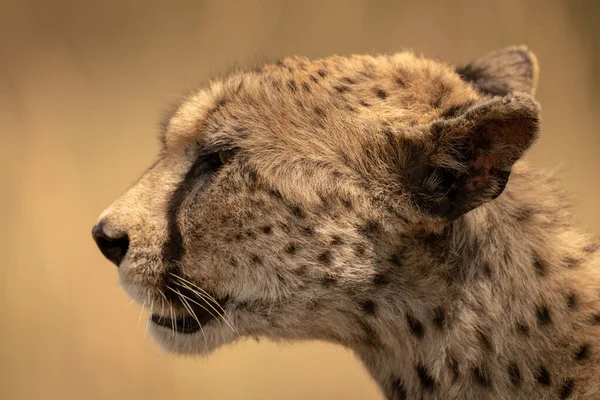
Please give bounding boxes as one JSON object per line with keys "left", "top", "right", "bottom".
{"left": 456, "top": 45, "right": 539, "bottom": 96}
{"left": 407, "top": 93, "right": 540, "bottom": 220}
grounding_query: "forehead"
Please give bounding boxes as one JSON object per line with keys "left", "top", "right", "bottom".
{"left": 163, "top": 52, "right": 479, "bottom": 151}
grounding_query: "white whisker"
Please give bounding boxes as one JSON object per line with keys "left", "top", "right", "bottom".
{"left": 169, "top": 272, "right": 225, "bottom": 311}
{"left": 137, "top": 300, "right": 147, "bottom": 330}
{"left": 168, "top": 272, "right": 234, "bottom": 327}
{"left": 166, "top": 285, "right": 238, "bottom": 334}
{"left": 171, "top": 278, "right": 238, "bottom": 334}
{"left": 169, "top": 300, "right": 175, "bottom": 338}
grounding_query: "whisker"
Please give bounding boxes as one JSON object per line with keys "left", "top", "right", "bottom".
{"left": 166, "top": 285, "right": 238, "bottom": 334}
{"left": 175, "top": 289, "right": 208, "bottom": 347}
{"left": 168, "top": 272, "right": 224, "bottom": 309}
{"left": 172, "top": 279, "right": 238, "bottom": 334}
{"left": 178, "top": 289, "right": 200, "bottom": 324}
{"left": 171, "top": 278, "right": 225, "bottom": 314}
{"left": 158, "top": 289, "right": 168, "bottom": 316}
{"left": 169, "top": 300, "right": 175, "bottom": 338}
{"left": 144, "top": 319, "right": 150, "bottom": 339}
{"left": 137, "top": 300, "right": 147, "bottom": 330}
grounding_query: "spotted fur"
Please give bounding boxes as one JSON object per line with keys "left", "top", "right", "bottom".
{"left": 94, "top": 46, "right": 600, "bottom": 399}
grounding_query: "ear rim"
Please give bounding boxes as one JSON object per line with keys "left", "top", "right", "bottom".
{"left": 456, "top": 45, "right": 540, "bottom": 97}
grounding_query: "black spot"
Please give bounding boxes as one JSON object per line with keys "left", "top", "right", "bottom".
{"left": 574, "top": 343, "right": 590, "bottom": 361}
{"left": 515, "top": 206, "right": 535, "bottom": 221}
{"left": 245, "top": 230, "right": 257, "bottom": 240}
{"left": 507, "top": 362, "right": 522, "bottom": 387}
{"left": 416, "top": 364, "right": 435, "bottom": 391}
{"left": 358, "top": 319, "right": 379, "bottom": 346}
{"left": 301, "top": 82, "right": 311, "bottom": 92}
{"left": 334, "top": 85, "right": 350, "bottom": 93}
{"left": 565, "top": 257, "right": 581, "bottom": 268}
{"left": 234, "top": 233, "right": 243, "bottom": 242}
{"left": 535, "top": 366, "right": 551, "bottom": 386}
{"left": 433, "top": 307, "right": 446, "bottom": 330}
{"left": 472, "top": 366, "right": 492, "bottom": 388}
{"left": 260, "top": 225, "right": 273, "bottom": 234}
{"left": 330, "top": 235, "right": 344, "bottom": 246}
{"left": 406, "top": 313, "right": 425, "bottom": 339}
{"left": 584, "top": 242, "right": 599, "bottom": 253}
{"left": 312, "top": 105, "right": 329, "bottom": 118}
{"left": 317, "top": 250, "right": 333, "bottom": 265}
{"left": 534, "top": 256, "right": 547, "bottom": 276}
{"left": 250, "top": 254, "right": 262, "bottom": 265}
{"left": 301, "top": 226, "right": 315, "bottom": 237}
{"left": 390, "top": 377, "right": 407, "bottom": 400}
{"left": 342, "top": 77, "right": 356, "bottom": 84}
{"left": 517, "top": 322, "right": 530, "bottom": 336}
{"left": 590, "top": 313, "right": 600, "bottom": 325}
{"left": 567, "top": 292, "right": 577, "bottom": 309}
{"left": 536, "top": 305, "right": 552, "bottom": 326}
{"left": 285, "top": 243, "right": 297, "bottom": 255}
{"left": 388, "top": 252, "right": 403, "bottom": 267}
{"left": 287, "top": 80, "right": 297, "bottom": 92}
{"left": 321, "top": 275, "right": 337, "bottom": 287}
{"left": 395, "top": 76, "right": 406, "bottom": 87}
{"left": 360, "top": 300, "right": 377, "bottom": 315}
{"left": 482, "top": 263, "right": 492, "bottom": 278}
{"left": 310, "top": 75, "right": 319, "bottom": 84}
{"left": 448, "top": 357, "right": 459, "bottom": 381}
{"left": 341, "top": 197, "right": 353, "bottom": 209}
{"left": 359, "top": 100, "right": 371, "bottom": 107}
{"left": 317, "top": 69, "right": 327, "bottom": 78}
{"left": 291, "top": 204, "right": 306, "bottom": 219}
{"left": 294, "top": 265, "right": 308, "bottom": 277}
{"left": 560, "top": 378, "right": 575, "bottom": 399}
{"left": 267, "top": 188, "right": 284, "bottom": 201}
{"left": 477, "top": 330, "right": 493, "bottom": 352}
{"left": 373, "top": 273, "right": 391, "bottom": 286}
{"left": 233, "top": 124, "right": 248, "bottom": 136}
{"left": 358, "top": 219, "right": 381, "bottom": 237}
{"left": 354, "top": 243, "right": 366, "bottom": 257}
{"left": 375, "top": 88, "right": 388, "bottom": 99}
{"left": 246, "top": 168, "right": 259, "bottom": 185}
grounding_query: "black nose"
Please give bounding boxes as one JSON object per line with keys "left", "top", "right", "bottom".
{"left": 92, "top": 222, "right": 129, "bottom": 267}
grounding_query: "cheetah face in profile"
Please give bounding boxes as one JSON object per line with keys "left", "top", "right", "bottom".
{"left": 93, "top": 47, "right": 540, "bottom": 355}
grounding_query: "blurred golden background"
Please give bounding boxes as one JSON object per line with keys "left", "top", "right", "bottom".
{"left": 1, "top": 1, "right": 599, "bottom": 399}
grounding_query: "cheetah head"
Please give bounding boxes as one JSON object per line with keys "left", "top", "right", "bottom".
{"left": 93, "top": 46, "right": 540, "bottom": 355}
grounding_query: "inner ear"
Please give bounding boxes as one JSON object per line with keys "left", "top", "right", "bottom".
{"left": 456, "top": 45, "right": 539, "bottom": 96}
{"left": 407, "top": 93, "right": 540, "bottom": 220}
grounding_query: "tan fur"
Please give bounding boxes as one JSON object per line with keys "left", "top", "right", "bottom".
{"left": 95, "top": 46, "right": 600, "bottom": 399}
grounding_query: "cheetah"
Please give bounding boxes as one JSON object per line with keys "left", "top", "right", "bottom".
{"left": 92, "top": 46, "right": 600, "bottom": 399}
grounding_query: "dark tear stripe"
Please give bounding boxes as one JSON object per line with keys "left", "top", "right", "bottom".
{"left": 162, "top": 155, "right": 214, "bottom": 265}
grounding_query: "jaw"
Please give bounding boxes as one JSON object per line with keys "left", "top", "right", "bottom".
{"left": 148, "top": 318, "right": 241, "bottom": 355}
{"left": 119, "top": 268, "right": 240, "bottom": 355}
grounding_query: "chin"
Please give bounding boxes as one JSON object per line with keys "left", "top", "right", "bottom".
{"left": 148, "top": 318, "right": 240, "bottom": 356}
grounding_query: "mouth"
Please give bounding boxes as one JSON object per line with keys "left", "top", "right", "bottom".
{"left": 149, "top": 292, "right": 230, "bottom": 334}
{"left": 150, "top": 313, "right": 205, "bottom": 334}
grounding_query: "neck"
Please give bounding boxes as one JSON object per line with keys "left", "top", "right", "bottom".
{"left": 351, "top": 163, "right": 600, "bottom": 399}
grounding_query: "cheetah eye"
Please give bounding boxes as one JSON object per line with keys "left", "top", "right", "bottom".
{"left": 218, "top": 150, "right": 235, "bottom": 165}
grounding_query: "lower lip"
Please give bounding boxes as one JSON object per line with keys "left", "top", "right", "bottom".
{"left": 150, "top": 314, "right": 202, "bottom": 334}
